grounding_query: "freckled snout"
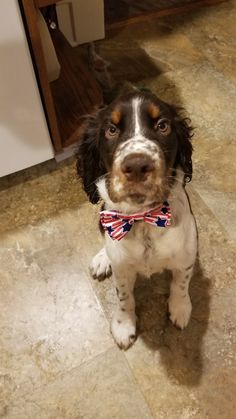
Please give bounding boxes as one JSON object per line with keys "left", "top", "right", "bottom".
{"left": 120, "top": 154, "right": 155, "bottom": 182}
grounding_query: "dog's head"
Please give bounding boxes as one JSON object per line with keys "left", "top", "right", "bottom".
{"left": 77, "top": 89, "right": 193, "bottom": 206}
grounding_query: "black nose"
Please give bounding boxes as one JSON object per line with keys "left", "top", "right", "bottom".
{"left": 121, "top": 154, "right": 154, "bottom": 181}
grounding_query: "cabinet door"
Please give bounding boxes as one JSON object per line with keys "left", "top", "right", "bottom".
{"left": 56, "top": 0, "right": 105, "bottom": 46}
{"left": 0, "top": 0, "right": 54, "bottom": 177}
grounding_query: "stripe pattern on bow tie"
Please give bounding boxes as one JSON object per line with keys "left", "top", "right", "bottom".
{"left": 100, "top": 201, "right": 171, "bottom": 241}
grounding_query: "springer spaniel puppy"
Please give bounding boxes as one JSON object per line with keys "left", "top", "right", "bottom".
{"left": 77, "top": 87, "right": 197, "bottom": 350}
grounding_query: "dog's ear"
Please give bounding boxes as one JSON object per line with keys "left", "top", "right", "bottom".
{"left": 76, "top": 113, "right": 106, "bottom": 203}
{"left": 173, "top": 107, "right": 194, "bottom": 183}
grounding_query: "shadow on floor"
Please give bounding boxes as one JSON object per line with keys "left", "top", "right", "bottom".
{"left": 135, "top": 258, "right": 210, "bottom": 387}
{"left": 93, "top": 43, "right": 184, "bottom": 105}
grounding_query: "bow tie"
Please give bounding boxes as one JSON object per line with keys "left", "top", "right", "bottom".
{"left": 100, "top": 201, "right": 171, "bottom": 241}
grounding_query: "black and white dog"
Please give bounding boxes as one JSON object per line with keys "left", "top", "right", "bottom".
{"left": 77, "top": 87, "right": 197, "bottom": 349}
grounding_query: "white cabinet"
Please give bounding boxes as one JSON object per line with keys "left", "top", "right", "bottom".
{"left": 0, "top": 0, "right": 54, "bottom": 177}
{"left": 56, "top": 0, "right": 105, "bottom": 46}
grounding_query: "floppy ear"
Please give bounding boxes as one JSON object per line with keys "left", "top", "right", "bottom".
{"left": 173, "top": 108, "right": 194, "bottom": 183}
{"left": 76, "top": 114, "right": 106, "bottom": 203}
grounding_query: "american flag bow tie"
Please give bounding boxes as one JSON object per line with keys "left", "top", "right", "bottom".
{"left": 100, "top": 201, "right": 171, "bottom": 241}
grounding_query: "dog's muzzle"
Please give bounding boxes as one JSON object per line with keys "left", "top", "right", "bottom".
{"left": 120, "top": 153, "right": 155, "bottom": 182}
{"left": 110, "top": 137, "right": 164, "bottom": 204}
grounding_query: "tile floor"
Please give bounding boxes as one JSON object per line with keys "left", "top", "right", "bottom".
{"left": 1, "top": 1, "right": 236, "bottom": 417}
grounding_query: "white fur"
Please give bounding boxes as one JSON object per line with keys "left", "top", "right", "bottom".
{"left": 114, "top": 98, "right": 160, "bottom": 163}
{"left": 89, "top": 247, "right": 111, "bottom": 280}
{"left": 91, "top": 172, "right": 197, "bottom": 349}
{"left": 133, "top": 97, "right": 142, "bottom": 136}
{"left": 111, "top": 306, "right": 136, "bottom": 349}
{"left": 115, "top": 137, "right": 157, "bottom": 160}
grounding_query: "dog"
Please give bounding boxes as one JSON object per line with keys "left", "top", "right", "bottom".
{"left": 77, "top": 86, "right": 197, "bottom": 349}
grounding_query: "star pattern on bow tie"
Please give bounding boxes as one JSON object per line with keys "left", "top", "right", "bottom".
{"left": 100, "top": 201, "right": 171, "bottom": 241}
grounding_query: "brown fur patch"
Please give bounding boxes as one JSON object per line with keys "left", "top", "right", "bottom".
{"left": 111, "top": 110, "right": 121, "bottom": 125}
{"left": 148, "top": 104, "right": 160, "bottom": 119}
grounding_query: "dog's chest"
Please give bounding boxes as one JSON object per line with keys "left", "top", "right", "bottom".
{"left": 129, "top": 222, "right": 173, "bottom": 275}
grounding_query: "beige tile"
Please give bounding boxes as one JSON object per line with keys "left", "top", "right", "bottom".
{"left": 144, "top": 366, "right": 236, "bottom": 419}
{"left": 148, "top": 60, "right": 236, "bottom": 143}
{"left": 5, "top": 348, "right": 153, "bottom": 419}
{"left": 0, "top": 157, "right": 87, "bottom": 235}
{"left": 0, "top": 216, "right": 114, "bottom": 410}
{"left": 0, "top": 201, "right": 102, "bottom": 265}
{"left": 162, "top": 2, "right": 236, "bottom": 91}
{"left": 173, "top": 0, "right": 236, "bottom": 84}
{"left": 143, "top": 32, "right": 204, "bottom": 69}
{"left": 194, "top": 188, "right": 236, "bottom": 241}
{"left": 187, "top": 186, "right": 236, "bottom": 290}
{"left": 192, "top": 135, "right": 236, "bottom": 194}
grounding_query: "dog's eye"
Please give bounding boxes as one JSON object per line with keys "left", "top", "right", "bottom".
{"left": 105, "top": 125, "right": 119, "bottom": 140}
{"left": 155, "top": 119, "right": 171, "bottom": 134}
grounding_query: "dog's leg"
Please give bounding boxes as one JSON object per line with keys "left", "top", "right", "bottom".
{"left": 89, "top": 247, "right": 112, "bottom": 281}
{"left": 111, "top": 268, "right": 137, "bottom": 350}
{"left": 168, "top": 264, "right": 194, "bottom": 329}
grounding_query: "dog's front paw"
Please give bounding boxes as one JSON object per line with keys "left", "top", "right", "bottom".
{"left": 89, "top": 247, "right": 112, "bottom": 281}
{"left": 111, "top": 310, "right": 136, "bottom": 350}
{"left": 168, "top": 294, "right": 192, "bottom": 329}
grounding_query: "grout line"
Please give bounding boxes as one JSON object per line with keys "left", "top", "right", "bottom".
{"left": 122, "top": 350, "right": 155, "bottom": 418}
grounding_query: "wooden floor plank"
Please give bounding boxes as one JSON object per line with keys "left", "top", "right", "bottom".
{"left": 105, "top": 0, "right": 226, "bottom": 30}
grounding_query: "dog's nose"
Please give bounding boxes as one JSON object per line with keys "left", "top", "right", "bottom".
{"left": 121, "top": 154, "right": 154, "bottom": 181}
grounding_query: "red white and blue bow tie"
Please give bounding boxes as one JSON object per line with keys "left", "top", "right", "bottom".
{"left": 100, "top": 201, "right": 171, "bottom": 241}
